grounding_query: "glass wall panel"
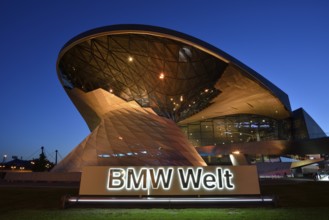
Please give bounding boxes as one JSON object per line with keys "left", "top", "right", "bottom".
{"left": 180, "top": 114, "right": 291, "bottom": 147}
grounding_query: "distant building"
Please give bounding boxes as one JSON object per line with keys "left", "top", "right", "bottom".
{"left": 0, "top": 147, "right": 54, "bottom": 172}
{"left": 53, "top": 24, "right": 329, "bottom": 173}
{"left": 0, "top": 158, "right": 32, "bottom": 171}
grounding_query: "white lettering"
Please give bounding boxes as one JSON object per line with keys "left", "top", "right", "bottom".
{"left": 126, "top": 168, "right": 148, "bottom": 190}
{"left": 178, "top": 168, "right": 202, "bottom": 190}
{"left": 107, "top": 168, "right": 125, "bottom": 190}
{"left": 149, "top": 168, "right": 173, "bottom": 190}
{"left": 106, "top": 167, "right": 235, "bottom": 193}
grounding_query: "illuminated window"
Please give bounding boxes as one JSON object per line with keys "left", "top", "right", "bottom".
{"left": 98, "top": 154, "right": 110, "bottom": 158}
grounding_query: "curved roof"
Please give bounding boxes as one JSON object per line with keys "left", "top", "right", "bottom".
{"left": 57, "top": 24, "right": 291, "bottom": 124}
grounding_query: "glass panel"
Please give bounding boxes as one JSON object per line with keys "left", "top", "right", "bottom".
{"left": 181, "top": 114, "right": 291, "bottom": 147}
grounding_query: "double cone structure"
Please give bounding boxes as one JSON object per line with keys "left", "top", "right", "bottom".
{"left": 53, "top": 24, "right": 327, "bottom": 172}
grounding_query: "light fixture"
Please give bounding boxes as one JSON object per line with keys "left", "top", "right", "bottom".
{"left": 128, "top": 56, "right": 133, "bottom": 62}
{"left": 64, "top": 196, "right": 275, "bottom": 207}
{"left": 159, "top": 73, "right": 165, "bottom": 79}
{"left": 232, "top": 150, "right": 240, "bottom": 155}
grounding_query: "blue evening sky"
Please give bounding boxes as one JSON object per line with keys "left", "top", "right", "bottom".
{"left": 0, "top": 0, "right": 328, "bottom": 162}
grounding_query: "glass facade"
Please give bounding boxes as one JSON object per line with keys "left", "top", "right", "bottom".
{"left": 292, "top": 108, "right": 327, "bottom": 140}
{"left": 180, "top": 114, "right": 291, "bottom": 147}
{"left": 58, "top": 33, "right": 227, "bottom": 122}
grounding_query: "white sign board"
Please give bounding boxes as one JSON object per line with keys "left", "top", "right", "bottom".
{"left": 79, "top": 166, "right": 260, "bottom": 196}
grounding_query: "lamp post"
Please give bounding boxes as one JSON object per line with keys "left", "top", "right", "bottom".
{"left": 55, "top": 150, "right": 58, "bottom": 165}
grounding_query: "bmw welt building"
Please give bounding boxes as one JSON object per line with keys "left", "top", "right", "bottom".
{"left": 53, "top": 24, "right": 328, "bottom": 174}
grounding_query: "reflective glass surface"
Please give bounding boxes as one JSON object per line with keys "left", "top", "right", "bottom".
{"left": 180, "top": 114, "right": 291, "bottom": 147}
{"left": 58, "top": 34, "right": 227, "bottom": 122}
